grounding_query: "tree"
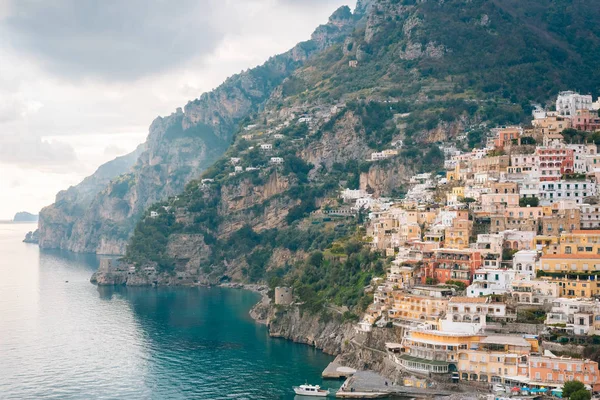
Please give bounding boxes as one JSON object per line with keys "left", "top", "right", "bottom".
{"left": 563, "top": 380, "right": 586, "bottom": 398}
{"left": 445, "top": 280, "right": 467, "bottom": 291}
{"left": 570, "top": 389, "right": 591, "bottom": 400}
{"left": 519, "top": 196, "right": 539, "bottom": 207}
{"left": 520, "top": 136, "right": 536, "bottom": 145}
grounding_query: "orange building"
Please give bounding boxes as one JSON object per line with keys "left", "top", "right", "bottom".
{"left": 493, "top": 127, "right": 522, "bottom": 148}
{"left": 444, "top": 210, "right": 472, "bottom": 250}
{"left": 425, "top": 249, "right": 483, "bottom": 285}
{"left": 529, "top": 355, "right": 600, "bottom": 391}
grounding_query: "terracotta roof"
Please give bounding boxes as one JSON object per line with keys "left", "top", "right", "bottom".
{"left": 541, "top": 254, "right": 600, "bottom": 259}
{"left": 449, "top": 296, "right": 488, "bottom": 303}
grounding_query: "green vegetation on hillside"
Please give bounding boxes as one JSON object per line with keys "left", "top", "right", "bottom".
{"left": 123, "top": 0, "right": 600, "bottom": 314}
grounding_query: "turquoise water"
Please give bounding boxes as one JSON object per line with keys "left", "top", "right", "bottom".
{"left": 0, "top": 223, "right": 336, "bottom": 399}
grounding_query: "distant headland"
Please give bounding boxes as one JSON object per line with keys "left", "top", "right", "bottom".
{"left": 13, "top": 212, "right": 39, "bottom": 223}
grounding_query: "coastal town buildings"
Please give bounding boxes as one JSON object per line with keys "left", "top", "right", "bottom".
{"left": 347, "top": 91, "right": 600, "bottom": 394}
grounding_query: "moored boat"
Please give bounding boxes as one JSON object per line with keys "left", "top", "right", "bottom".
{"left": 293, "top": 384, "right": 329, "bottom": 397}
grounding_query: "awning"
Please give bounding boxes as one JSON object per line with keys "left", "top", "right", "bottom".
{"left": 386, "top": 343, "right": 403, "bottom": 350}
{"left": 398, "top": 354, "right": 449, "bottom": 366}
{"left": 503, "top": 376, "right": 530, "bottom": 383}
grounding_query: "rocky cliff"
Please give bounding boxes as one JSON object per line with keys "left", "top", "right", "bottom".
{"left": 266, "top": 304, "right": 405, "bottom": 379}
{"left": 38, "top": 145, "right": 144, "bottom": 250}
{"left": 38, "top": 7, "right": 355, "bottom": 255}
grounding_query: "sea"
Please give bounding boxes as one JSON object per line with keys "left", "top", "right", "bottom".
{"left": 0, "top": 223, "right": 338, "bottom": 399}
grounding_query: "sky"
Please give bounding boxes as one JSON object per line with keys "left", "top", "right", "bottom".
{"left": 0, "top": 0, "right": 355, "bottom": 220}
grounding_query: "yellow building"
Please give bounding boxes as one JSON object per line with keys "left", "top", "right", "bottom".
{"left": 445, "top": 217, "right": 473, "bottom": 250}
{"left": 457, "top": 335, "right": 533, "bottom": 385}
{"left": 447, "top": 163, "right": 467, "bottom": 182}
{"left": 541, "top": 275, "right": 600, "bottom": 298}
{"left": 534, "top": 235, "right": 560, "bottom": 252}
{"left": 400, "top": 223, "right": 421, "bottom": 242}
{"left": 417, "top": 210, "right": 437, "bottom": 225}
{"left": 538, "top": 254, "right": 600, "bottom": 274}
{"left": 388, "top": 293, "right": 448, "bottom": 323}
{"left": 557, "top": 230, "right": 600, "bottom": 254}
{"left": 453, "top": 186, "right": 465, "bottom": 197}
{"left": 391, "top": 329, "right": 483, "bottom": 374}
{"left": 532, "top": 112, "right": 571, "bottom": 136}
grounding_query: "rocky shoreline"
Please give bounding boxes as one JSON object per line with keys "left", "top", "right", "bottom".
{"left": 90, "top": 260, "right": 404, "bottom": 379}
{"left": 89, "top": 261, "right": 478, "bottom": 396}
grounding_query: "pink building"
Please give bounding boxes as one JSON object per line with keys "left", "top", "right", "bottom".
{"left": 536, "top": 147, "right": 574, "bottom": 182}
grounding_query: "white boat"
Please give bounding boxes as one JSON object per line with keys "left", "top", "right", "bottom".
{"left": 293, "top": 384, "right": 329, "bottom": 397}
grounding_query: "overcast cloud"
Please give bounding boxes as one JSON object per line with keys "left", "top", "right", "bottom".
{"left": 0, "top": 0, "right": 355, "bottom": 219}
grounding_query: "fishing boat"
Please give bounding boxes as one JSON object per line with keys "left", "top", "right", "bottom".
{"left": 293, "top": 384, "right": 329, "bottom": 397}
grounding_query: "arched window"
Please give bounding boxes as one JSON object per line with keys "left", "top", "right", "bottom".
{"left": 516, "top": 263, "right": 523, "bottom": 271}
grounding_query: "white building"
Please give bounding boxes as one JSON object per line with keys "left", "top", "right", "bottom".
{"left": 580, "top": 204, "right": 600, "bottom": 229}
{"left": 150, "top": 211, "right": 159, "bottom": 218}
{"left": 434, "top": 210, "right": 458, "bottom": 227}
{"left": 260, "top": 143, "right": 273, "bottom": 151}
{"left": 512, "top": 250, "right": 538, "bottom": 278}
{"left": 539, "top": 180, "right": 597, "bottom": 205}
{"left": 472, "top": 233, "right": 504, "bottom": 255}
{"left": 341, "top": 189, "right": 370, "bottom": 202}
{"left": 467, "top": 269, "right": 517, "bottom": 297}
{"left": 371, "top": 149, "right": 398, "bottom": 161}
{"left": 503, "top": 230, "right": 536, "bottom": 251}
{"left": 532, "top": 106, "right": 547, "bottom": 120}
{"left": 234, "top": 166, "right": 243, "bottom": 172}
{"left": 510, "top": 278, "right": 559, "bottom": 306}
{"left": 545, "top": 298, "right": 599, "bottom": 335}
{"left": 508, "top": 154, "right": 539, "bottom": 176}
{"left": 443, "top": 297, "right": 511, "bottom": 332}
{"left": 230, "top": 157, "right": 241, "bottom": 165}
{"left": 269, "top": 157, "right": 284, "bottom": 165}
{"left": 556, "top": 91, "right": 594, "bottom": 117}
{"left": 518, "top": 177, "right": 541, "bottom": 199}
{"left": 567, "top": 144, "right": 597, "bottom": 174}
{"left": 410, "top": 173, "right": 432, "bottom": 184}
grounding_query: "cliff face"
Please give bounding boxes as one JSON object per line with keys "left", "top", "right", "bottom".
{"left": 38, "top": 8, "right": 355, "bottom": 255}
{"left": 38, "top": 145, "right": 144, "bottom": 250}
{"left": 267, "top": 305, "right": 404, "bottom": 378}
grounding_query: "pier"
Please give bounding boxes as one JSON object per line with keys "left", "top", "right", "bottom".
{"left": 322, "top": 362, "right": 357, "bottom": 379}
{"left": 336, "top": 371, "right": 454, "bottom": 399}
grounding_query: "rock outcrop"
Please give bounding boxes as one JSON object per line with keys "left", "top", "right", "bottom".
{"left": 23, "top": 230, "right": 39, "bottom": 244}
{"left": 266, "top": 305, "right": 404, "bottom": 378}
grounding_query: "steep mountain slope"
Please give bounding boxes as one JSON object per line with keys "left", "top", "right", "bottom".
{"left": 38, "top": 9, "right": 355, "bottom": 255}
{"left": 103, "top": 0, "right": 600, "bottom": 310}
{"left": 38, "top": 145, "right": 144, "bottom": 249}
